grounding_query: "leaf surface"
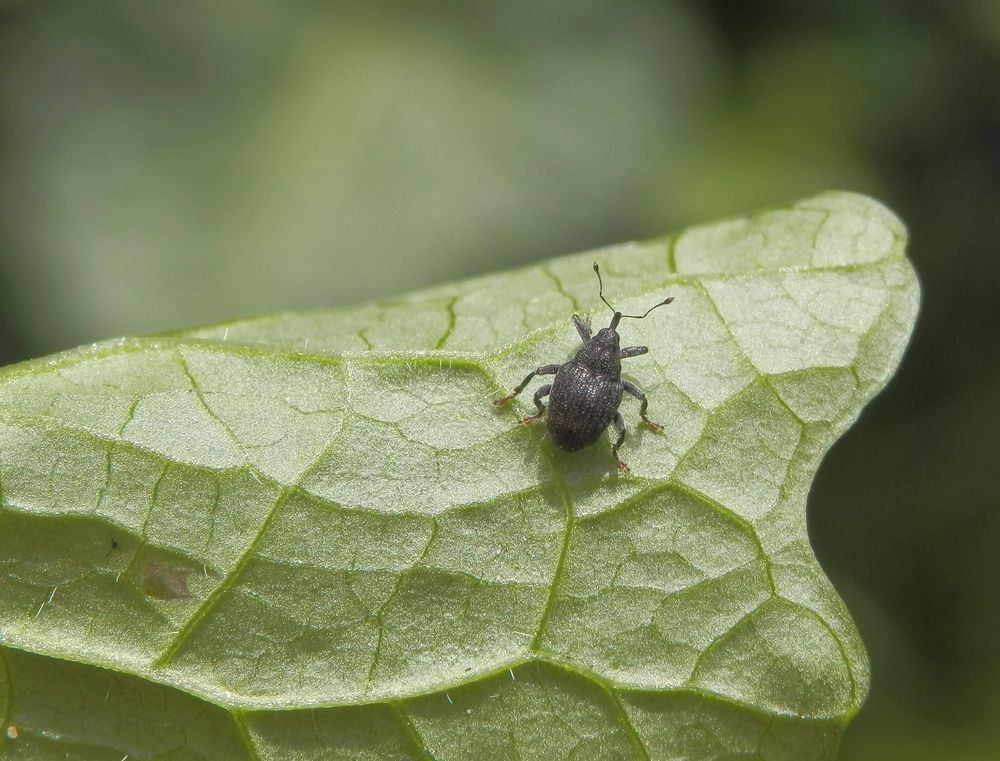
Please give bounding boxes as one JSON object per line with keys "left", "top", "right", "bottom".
{"left": 0, "top": 192, "right": 918, "bottom": 760}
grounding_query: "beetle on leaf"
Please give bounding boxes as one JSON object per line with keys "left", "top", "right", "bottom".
{"left": 495, "top": 263, "right": 673, "bottom": 472}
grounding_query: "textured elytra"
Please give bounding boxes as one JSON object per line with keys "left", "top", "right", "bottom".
{"left": 0, "top": 192, "right": 917, "bottom": 759}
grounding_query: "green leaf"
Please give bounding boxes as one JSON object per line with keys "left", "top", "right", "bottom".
{"left": 0, "top": 191, "right": 917, "bottom": 760}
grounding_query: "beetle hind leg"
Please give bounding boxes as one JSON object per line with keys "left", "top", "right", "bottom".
{"left": 611, "top": 411, "right": 630, "bottom": 472}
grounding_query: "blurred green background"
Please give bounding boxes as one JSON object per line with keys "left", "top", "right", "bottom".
{"left": 1, "top": 1, "right": 997, "bottom": 758}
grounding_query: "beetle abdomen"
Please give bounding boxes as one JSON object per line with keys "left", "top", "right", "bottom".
{"left": 546, "top": 363, "right": 623, "bottom": 451}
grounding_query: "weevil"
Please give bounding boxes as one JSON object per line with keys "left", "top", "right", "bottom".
{"left": 494, "top": 263, "right": 673, "bottom": 472}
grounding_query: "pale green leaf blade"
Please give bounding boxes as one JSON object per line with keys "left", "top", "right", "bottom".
{"left": 0, "top": 191, "right": 918, "bottom": 760}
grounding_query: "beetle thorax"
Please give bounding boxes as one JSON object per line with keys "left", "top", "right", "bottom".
{"left": 576, "top": 327, "right": 621, "bottom": 376}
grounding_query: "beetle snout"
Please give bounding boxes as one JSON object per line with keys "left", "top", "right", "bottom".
{"left": 595, "top": 327, "right": 620, "bottom": 348}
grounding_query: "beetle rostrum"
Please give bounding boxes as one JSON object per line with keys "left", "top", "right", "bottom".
{"left": 494, "top": 263, "right": 673, "bottom": 472}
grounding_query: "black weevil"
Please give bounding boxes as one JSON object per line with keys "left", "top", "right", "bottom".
{"left": 495, "top": 263, "right": 673, "bottom": 472}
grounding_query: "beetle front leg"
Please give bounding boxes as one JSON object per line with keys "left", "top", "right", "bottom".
{"left": 611, "top": 411, "right": 629, "bottom": 472}
{"left": 494, "top": 363, "right": 561, "bottom": 406}
{"left": 572, "top": 314, "right": 592, "bottom": 342}
{"left": 622, "top": 379, "right": 663, "bottom": 432}
{"left": 521, "top": 384, "right": 551, "bottom": 425}
{"left": 620, "top": 346, "right": 648, "bottom": 359}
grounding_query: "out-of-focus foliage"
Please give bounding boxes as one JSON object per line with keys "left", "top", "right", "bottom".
{"left": 0, "top": 1, "right": 997, "bottom": 759}
{"left": 0, "top": 1, "right": 712, "bottom": 352}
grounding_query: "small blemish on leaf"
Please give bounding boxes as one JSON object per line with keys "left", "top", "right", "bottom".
{"left": 140, "top": 559, "right": 192, "bottom": 601}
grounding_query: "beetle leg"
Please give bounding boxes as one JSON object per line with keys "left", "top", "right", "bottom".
{"left": 521, "top": 384, "right": 551, "bottom": 424}
{"left": 620, "top": 345, "right": 648, "bottom": 359}
{"left": 572, "top": 314, "right": 592, "bottom": 342}
{"left": 494, "top": 364, "right": 561, "bottom": 405}
{"left": 611, "top": 412, "right": 629, "bottom": 472}
{"left": 622, "top": 379, "right": 663, "bottom": 432}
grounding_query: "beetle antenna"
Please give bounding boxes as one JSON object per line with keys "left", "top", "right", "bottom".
{"left": 620, "top": 296, "right": 674, "bottom": 320}
{"left": 592, "top": 262, "right": 617, "bottom": 315}
{"left": 593, "top": 262, "right": 673, "bottom": 320}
